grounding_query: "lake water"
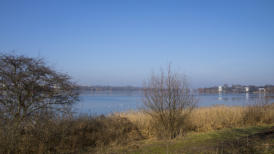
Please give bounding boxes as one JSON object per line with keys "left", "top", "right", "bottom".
{"left": 73, "top": 90, "right": 274, "bottom": 115}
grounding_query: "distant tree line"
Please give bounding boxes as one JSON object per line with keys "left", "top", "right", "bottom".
{"left": 78, "top": 85, "right": 143, "bottom": 91}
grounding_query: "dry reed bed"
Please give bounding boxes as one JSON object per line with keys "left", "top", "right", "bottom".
{"left": 1, "top": 104, "right": 273, "bottom": 153}
{"left": 116, "top": 104, "right": 274, "bottom": 136}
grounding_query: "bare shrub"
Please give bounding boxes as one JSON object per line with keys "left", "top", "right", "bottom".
{"left": 143, "top": 66, "right": 197, "bottom": 139}
{"left": 0, "top": 115, "right": 143, "bottom": 153}
{"left": 0, "top": 54, "right": 78, "bottom": 125}
{"left": 0, "top": 53, "right": 79, "bottom": 153}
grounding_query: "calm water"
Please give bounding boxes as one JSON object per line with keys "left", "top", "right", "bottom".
{"left": 73, "top": 90, "right": 274, "bottom": 115}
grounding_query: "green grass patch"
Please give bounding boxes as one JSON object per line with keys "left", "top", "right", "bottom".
{"left": 109, "top": 124, "right": 274, "bottom": 154}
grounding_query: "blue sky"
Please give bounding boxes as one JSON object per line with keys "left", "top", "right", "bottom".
{"left": 1, "top": 0, "right": 274, "bottom": 87}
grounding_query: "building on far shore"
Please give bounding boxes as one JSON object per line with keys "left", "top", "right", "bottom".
{"left": 245, "top": 87, "right": 249, "bottom": 93}
{"left": 258, "top": 88, "right": 266, "bottom": 93}
{"left": 198, "top": 84, "right": 274, "bottom": 94}
{"left": 218, "top": 86, "right": 222, "bottom": 93}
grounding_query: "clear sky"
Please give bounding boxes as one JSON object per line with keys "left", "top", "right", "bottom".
{"left": 1, "top": 0, "right": 274, "bottom": 88}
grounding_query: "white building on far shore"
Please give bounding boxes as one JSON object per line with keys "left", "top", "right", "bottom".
{"left": 245, "top": 87, "right": 249, "bottom": 93}
{"left": 258, "top": 88, "right": 266, "bottom": 93}
{"left": 218, "top": 86, "right": 222, "bottom": 93}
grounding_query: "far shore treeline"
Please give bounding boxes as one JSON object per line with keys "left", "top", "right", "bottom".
{"left": 78, "top": 85, "right": 274, "bottom": 94}
{"left": 78, "top": 85, "right": 143, "bottom": 91}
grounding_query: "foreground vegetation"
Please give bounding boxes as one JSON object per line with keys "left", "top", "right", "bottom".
{"left": 1, "top": 54, "right": 273, "bottom": 153}
{"left": 0, "top": 103, "right": 273, "bottom": 153}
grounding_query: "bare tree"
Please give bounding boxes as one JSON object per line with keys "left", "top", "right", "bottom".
{"left": 0, "top": 54, "right": 79, "bottom": 124}
{"left": 143, "top": 66, "right": 196, "bottom": 139}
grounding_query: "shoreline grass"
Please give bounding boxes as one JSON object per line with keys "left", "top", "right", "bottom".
{"left": 0, "top": 103, "right": 273, "bottom": 153}
{"left": 117, "top": 103, "right": 274, "bottom": 137}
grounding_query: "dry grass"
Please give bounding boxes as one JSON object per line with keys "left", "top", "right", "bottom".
{"left": 0, "top": 103, "right": 273, "bottom": 153}
{"left": 117, "top": 103, "right": 274, "bottom": 137}
{"left": 116, "top": 111, "right": 153, "bottom": 137}
{"left": 190, "top": 105, "right": 245, "bottom": 131}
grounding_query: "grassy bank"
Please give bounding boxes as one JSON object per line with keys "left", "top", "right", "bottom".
{"left": 108, "top": 124, "right": 274, "bottom": 154}
{"left": 0, "top": 104, "right": 273, "bottom": 153}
